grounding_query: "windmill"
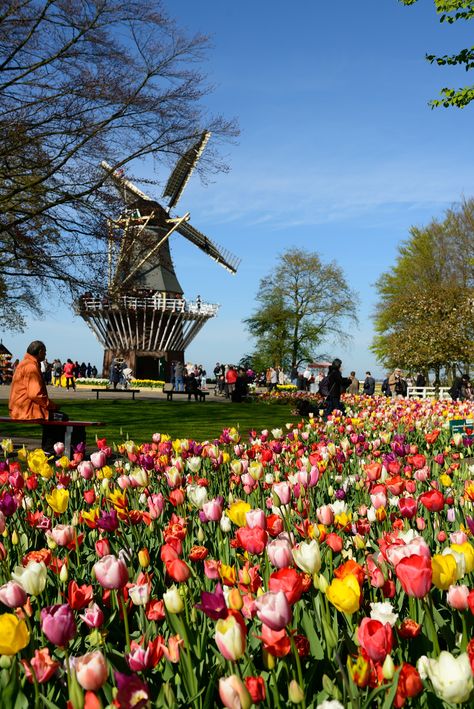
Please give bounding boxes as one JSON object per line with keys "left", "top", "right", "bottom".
{"left": 76, "top": 132, "right": 240, "bottom": 380}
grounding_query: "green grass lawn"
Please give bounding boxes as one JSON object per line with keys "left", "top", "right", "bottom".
{"left": 0, "top": 399, "right": 296, "bottom": 444}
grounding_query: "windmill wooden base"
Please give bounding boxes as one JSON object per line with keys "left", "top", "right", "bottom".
{"left": 77, "top": 294, "right": 218, "bottom": 379}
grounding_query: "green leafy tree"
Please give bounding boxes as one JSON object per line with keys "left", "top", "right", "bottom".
{"left": 244, "top": 248, "right": 358, "bottom": 370}
{"left": 372, "top": 199, "right": 474, "bottom": 380}
{"left": 400, "top": 0, "right": 474, "bottom": 107}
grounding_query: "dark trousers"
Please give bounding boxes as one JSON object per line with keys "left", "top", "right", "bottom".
{"left": 324, "top": 396, "right": 346, "bottom": 418}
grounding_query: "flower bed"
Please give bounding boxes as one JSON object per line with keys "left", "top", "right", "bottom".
{"left": 0, "top": 397, "right": 473, "bottom": 707}
{"left": 76, "top": 378, "right": 165, "bottom": 389}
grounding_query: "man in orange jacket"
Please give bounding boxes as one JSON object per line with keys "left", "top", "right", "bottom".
{"left": 9, "top": 341, "right": 59, "bottom": 420}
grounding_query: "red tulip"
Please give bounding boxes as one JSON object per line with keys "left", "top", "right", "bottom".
{"left": 398, "top": 497, "right": 417, "bottom": 519}
{"left": 395, "top": 555, "right": 432, "bottom": 598}
{"left": 244, "top": 676, "right": 266, "bottom": 703}
{"left": 68, "top": 581, "right": 93, "bottom": 610}
{"left": 419, "top": 489, "right": 444, "bottom": 512}
{"left": 357, "top": 617, "right": 393, "bottom": 664}
{"left": 165, "top": 559, "right": 191, "bottom": 583}
{"left": 236, "top": 526, "right": 268, "bottom": 555}
{"left": 269, "top": 568, "right": 306, "bottom": 604}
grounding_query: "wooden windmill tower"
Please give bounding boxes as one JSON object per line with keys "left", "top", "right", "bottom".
{"left": 76, "top": 132, "right": 240, "bottom": 380}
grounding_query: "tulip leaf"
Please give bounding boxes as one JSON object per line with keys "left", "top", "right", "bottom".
{"left": 301, "top": 612, "right": 324, "bottom": 659}
{"left": 381, "top": 668, "right": 401, "bottom": 709}
{"left": 13, "top": 691, "right": 29, "bottom": 709}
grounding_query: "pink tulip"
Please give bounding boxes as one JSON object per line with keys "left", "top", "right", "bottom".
{"left": 77, "top": 461, "right": 94, "bottom": 480}
{"left": 246, "top": 508, "right": 266, "bottom": 529}
{"left": 447, "top": 585, "right": 470, "bottom": 611}
{"left": 117, "top": 475, "right": 131, "bottom": 490}
{"left": 93, "top": 555, "right": 128, "bottom": 589}
{"left": 74, "top": 651, "right": 108, "bottom": 691}
{"left": 255, "top": 591, "right": 292, "bottom": 631}
{"left": 219, "top": 675, "right": 252, "bottom": 709}
{"left": 266, "top": 537, "right": 293, "bottom": 569}
{"left": 127, "top": 644, "right": 152, "bottom": 672}
{"left": 450, "top": 531, "right": 468, "bottom": 545}
{"left": 80, "top": 603, "right": 104, "bottom": 628}
{"left": 0, "top": 581, "right": 27, "bottom": 608}
{"left": 201, "top": 498, "right": 223, "bottom": 522}
{"left": 50, "top": 524, "right": 75, "bottom": 547}
{"left": 147, "top": 493, "right": 165, "bottom": 519}
{"left": 273, "top": 482, "right": 291, "bottom": 505}
{"left": 90, "top": 451, "right": 107, "bottom": 469}
{"left": 317, "top": 505, "right": 334, "bottom": 526}
{"left": 53, "top": 442, "right": 65, "bottom": 456}
{"left": 41, "top": 604, "right": 76, "bottom": 646}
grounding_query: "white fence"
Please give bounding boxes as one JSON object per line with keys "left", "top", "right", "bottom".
{"left": 406, "top": 386, "right": 451, "bottom": 400}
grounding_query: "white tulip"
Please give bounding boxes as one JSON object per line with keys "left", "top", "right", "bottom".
{"left": 417, "top": 651, "right": 473, "bottom": 704}
{"left": 292, "top": 540, "right": 321, "bottom": 575}
{"left": 11, "top": 560, "right": 47, "bottom": 595}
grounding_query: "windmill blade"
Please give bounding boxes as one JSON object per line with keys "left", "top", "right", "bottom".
{"left": 163, "top": 131, "right": 211, "bottom": 210}
{"left": 176, "top": 221, "right": 240, "bottom": 274}
{"left": 101, "top": 160, "right": 153, "bottom": 204}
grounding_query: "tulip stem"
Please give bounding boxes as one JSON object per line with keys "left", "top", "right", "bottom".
{"left": 118, "top": 590, "right": 131, "bottom": 652}
{"left": 423, "top": 598, "right": 440, "bottom": 655}
{"left": 290, "top": 634, "right": 306, "bottom": 709}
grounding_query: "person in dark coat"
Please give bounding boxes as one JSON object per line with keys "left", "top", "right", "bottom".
{"left": 450, "top": 374, "right": 470, "bottom": 401}
{"left": 363, "top": 371, "right": 375, "bottom": 396}
{"left": 415, "top": 373, "right": 426, "bottom": 388}
{"left": 324, "top": 358, "right": 352, "bottom": 417}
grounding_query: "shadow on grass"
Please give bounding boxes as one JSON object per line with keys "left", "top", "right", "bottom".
{"left": 0, "top": 400, "right": 296, "bottom": 445}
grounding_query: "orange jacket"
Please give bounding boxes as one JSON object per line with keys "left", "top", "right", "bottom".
{"left": 9, "top": 353, "right": 56, "bottom": 420}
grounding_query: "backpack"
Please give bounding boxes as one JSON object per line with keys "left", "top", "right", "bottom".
{"left": 318, "top": 375, "right": 331, "bottom": 397}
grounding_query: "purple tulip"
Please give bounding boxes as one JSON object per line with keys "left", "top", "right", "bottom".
{"left": 0, "top": 493, "right": 17, "bottom": 517}
{"left": 97, "top": 509, "right": 119, "bottom": 532}
{"left": 41, "top": 604, "right": 76, "bottom": 646}
{"left": 195, "top": 583, "right": 228, "bottom": 620}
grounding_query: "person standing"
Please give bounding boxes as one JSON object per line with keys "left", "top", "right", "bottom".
{"left": 324, "top": 358, "right": 352, "bottom": 417}
{"left": 63, "top": 359, "right": 76, "bottom": 391}
{"left": 389, "top": 368, "right": 407, "bottom": 398}
{"left": 226, "top": 365, "right": 238, "bottom": 398}
{"left": 174, "top": 361, "right": 184, "bottom": 392}
{"left": 363, "top": 371, "right": 375, "bottom": 396}
{"left": 347, "top": 371, "right": 360, "bottom": 395}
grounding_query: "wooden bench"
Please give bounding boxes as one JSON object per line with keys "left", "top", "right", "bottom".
{"left": 91, "top": 388, "right": 140, "bottom": 400}
{"left": 163, "top": 384, "right": 208, "bottom": 402}
{"left": 0, "top": 418, "right": 104, "bottom": 457}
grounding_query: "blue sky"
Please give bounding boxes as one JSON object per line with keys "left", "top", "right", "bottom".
{"left": 5, "top": 1, "right": 474, "bottom": 378}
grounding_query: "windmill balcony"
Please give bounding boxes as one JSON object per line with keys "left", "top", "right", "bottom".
{"left": 76, "top": 295, "right": 219, "bottom": 318}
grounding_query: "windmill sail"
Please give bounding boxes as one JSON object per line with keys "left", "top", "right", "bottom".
{"left": 162, "top": 131, "right": 211, "bottom": 209}
{"left": 176, "top": 221, "right": 240, "bottom": 274}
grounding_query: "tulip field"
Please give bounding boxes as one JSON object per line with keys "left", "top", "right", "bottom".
{"left": 1, "top": 395, "right": 474, "bottom": 708}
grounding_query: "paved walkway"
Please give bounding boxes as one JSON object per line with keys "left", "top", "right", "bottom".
{"left": 0, "top": 384, "right": 227, "bottom": 402}
{"left": 0, "top": 384, "right": 230, "bottom": 451}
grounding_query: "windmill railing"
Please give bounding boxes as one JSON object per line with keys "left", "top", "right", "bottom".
{"left": 76, "top": 296, "right": 219, "bottom": 317}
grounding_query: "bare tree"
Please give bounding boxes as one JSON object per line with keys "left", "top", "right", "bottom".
{"left": 0, "top": 0, "right": 237, "bottom": 327}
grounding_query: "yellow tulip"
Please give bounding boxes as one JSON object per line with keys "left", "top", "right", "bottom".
{"left": 0, "top": 614, "right": 30, "bottom": 655}
{"left": 451, "top": 543, "right": 474, "bottom": 574}
{"left": 431, "top": 554, "right": 457, "bottom": 590}
{"left": 45, "top": 488, "right": 69, "bottom": 514}
{"left": 38, "top": 463, "right": 54, "bottom": 479}
{"left": 226, "top": 500, "right": 251, "bottom": 527}
{"left": 27, "top": 449, "right": 49, "bottom": 474}
{"left": 97, "top": 465, "right": 114, "bottom": 480}
{"left": 326, "top": 574, "right": 360, "bottom": 614}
